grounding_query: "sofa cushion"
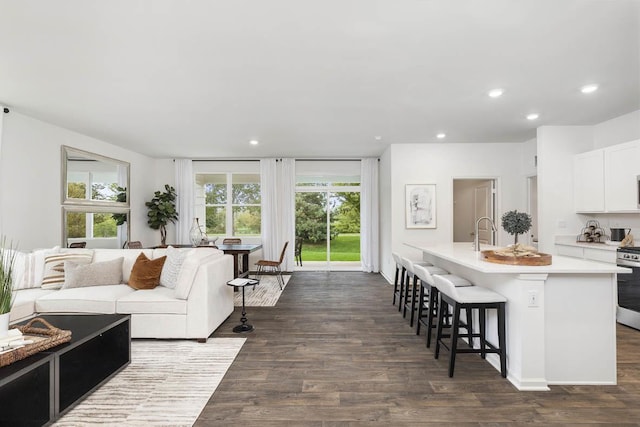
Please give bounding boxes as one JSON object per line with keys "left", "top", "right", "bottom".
{"left": 42, "top": 251, "right": 94, "bottom": 290}
{"left": 9, "top": 288, "right": 55, "bottom": 322}
{"left": 128, "top": 253, "right": 166, "bottom": 290}
{"left": 116, "top": 286, "right": 187, "bottom": 315}
{"left": 63, "top": 257, "right": 124, "bottom": 289}
{"left": 159, "top": 246, "right": 191, "bottom": 289}
{"left": 92, "top": 249, "right": 154, "bottom": 283}
{"left": 174, "top": 248, "right": 224, "bottom": 299}
{"left": 35, "top": 284, "right": 134, "bottom": 314}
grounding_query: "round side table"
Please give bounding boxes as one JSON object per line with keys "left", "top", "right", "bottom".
{"left": 227, "top": 279, "right": 259, "bottom": 333}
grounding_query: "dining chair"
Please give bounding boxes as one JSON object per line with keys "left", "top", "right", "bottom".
{"left": 294, "top": 237, "right": 302, "bottom": 266}
{"left": 255, "top": 241, "right": 289, "bottom": 290}
{"left": 69, "top": 242, "right": 87, "bottom": 248}
{"left": 126, "top": 241, "right": 143, "bottom": 249}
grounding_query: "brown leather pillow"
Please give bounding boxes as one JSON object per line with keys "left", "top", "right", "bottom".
{"left": 128, "top": 252, "right": 167, "bottom": 290}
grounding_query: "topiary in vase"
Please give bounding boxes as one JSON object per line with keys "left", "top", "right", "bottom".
{"left": 145, "top": 185, "right": 178, "bottom": 246}
{"left": 501, "top": 210, "right": 532, "bottom": 245}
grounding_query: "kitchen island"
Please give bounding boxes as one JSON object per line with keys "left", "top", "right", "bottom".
{"left": 406, "top": 242, "right": 630, "bottom": 391}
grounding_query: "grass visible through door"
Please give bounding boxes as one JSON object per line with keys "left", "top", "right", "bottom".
{"left": 300, "top": 233, "right": 360, "bottom": 261}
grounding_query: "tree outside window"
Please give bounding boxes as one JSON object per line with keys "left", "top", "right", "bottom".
{"left": 201, "top": 173, "right": 260, "bottom": 236}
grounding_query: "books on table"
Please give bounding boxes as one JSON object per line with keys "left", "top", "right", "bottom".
{"left": 228, "top": 278, "right": 259, "bottom": 286}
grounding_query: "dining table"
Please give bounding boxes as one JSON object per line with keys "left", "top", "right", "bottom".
{"left": 152, "top": 243, "right": 262, "bottom": 278}
{"left": 215, "top": 243, "right": 262, "bottom": 278}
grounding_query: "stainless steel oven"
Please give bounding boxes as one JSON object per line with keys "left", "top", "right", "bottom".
{"left": 617, "top": 247, "right": 640, "bottom": 330}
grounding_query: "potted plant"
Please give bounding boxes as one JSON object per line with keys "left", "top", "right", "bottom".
{"left": 501, "top": 210, "right": 532, "bottom": 245}
{"left": 0, "top": 237, "right": 17, "bottom": 337}
{"left": 145, "top": 185, "right": 178, "bottom": 246}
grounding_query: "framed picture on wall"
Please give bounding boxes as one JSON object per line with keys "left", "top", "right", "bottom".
{"left": 406, "top": 184, "right": 436, "bottom": 229}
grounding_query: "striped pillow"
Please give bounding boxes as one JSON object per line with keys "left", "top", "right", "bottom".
{"left": 42, "top": 251, "right": 94, "bottom": 290}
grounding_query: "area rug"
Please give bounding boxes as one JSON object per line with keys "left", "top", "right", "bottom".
{"left": 53, "top": 338, "right": 245, "bottom": 427}
{"left": 234, "top": 274, "right": 291, "bottom": 307}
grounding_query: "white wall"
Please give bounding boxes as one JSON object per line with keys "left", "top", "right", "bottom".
{"left": 0, "top": 112, "right": 158, "bottom": 250}
{"left": 593, "top": 110, "right": 640, "bottom": 149}
{"left": 379, "top": 149, "right": 392, "bottom": 281}
{"left": 380, "top": 142, "right": 528, "bottom": 280}
{"left": 536, "top": 126, "right": 594, "bottom": 254}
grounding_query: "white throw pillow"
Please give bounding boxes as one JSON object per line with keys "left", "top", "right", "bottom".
{"left": 42, "top": 250, "right": 93, "bottom": 290}
{"left": 63, "top": 257, "right": 124, "bottom": 289}
{"left": 159, "top": 246, "right": 191, "bottom": 289}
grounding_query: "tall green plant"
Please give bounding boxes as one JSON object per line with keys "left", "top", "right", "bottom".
{"left": 145, "top": 185, "right": 178, "bottom": 246}
{"left": 0, "top": 237, "right": 17, "bottom": 315}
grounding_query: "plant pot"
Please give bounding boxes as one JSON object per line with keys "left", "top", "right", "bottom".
{"left": 0, "top": 312, "right": 10, "bottom": 339}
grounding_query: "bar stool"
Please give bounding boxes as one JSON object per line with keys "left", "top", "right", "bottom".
{"left": 413, "top": 264, "right": 448, "bottom": 346}
{"left": 400, "top": 257, "right": 432, "bottom": 326}
{"left": 391, "top": 253, "right": 403, "bottom": 307}
{"left": 433, "top": 274, "right": 507, "bottom": 378}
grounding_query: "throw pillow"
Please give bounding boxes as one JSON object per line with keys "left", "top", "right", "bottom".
{"left": 42, "top": 251, "right": 94, "bottom": 290}
{"left": 128, "top": 252, "right": 167, "bottom": 290}
{"left": 63, "top": 257, "right": 124, "bottom": 289}
{"left": 159, "top": 246, "right": 190, "bottom": 289}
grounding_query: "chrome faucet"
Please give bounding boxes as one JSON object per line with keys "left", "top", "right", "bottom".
{"left": 474, "top": 216, "right": 497, "bottom": 252}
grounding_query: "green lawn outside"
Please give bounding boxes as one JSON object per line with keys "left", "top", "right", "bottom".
{"left": 299, "top": 233, "right": 360, "bottom": 261}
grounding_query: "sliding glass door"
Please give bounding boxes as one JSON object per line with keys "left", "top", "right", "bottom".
{"left": 295, "top": 189, "right": 360, "bottom": 270}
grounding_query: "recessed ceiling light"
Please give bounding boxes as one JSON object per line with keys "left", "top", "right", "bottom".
{"left": 526, "top": 113, "right": 539, "bottom": 120}
{"left": 488, "top": 88, "right": 504, "bottom": 98}
{"left": 374, "top": 136, "right": 382, "bottom": 141}
{"left": 581, "top": 84, "right": 598, "bottom": 94}
{"left": 249, "top": 139, "right": 259, "bottom": 145}
{"left": 436, "top": 133, "right": 446, "bottom": 139}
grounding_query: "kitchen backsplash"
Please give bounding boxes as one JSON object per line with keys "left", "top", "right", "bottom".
{"left": 581, "top": 213, "right": 640, "bottom": 241}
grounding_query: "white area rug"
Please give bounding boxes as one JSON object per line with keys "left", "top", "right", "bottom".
{"left": 234, "top": 274, "right": 291, "bottom": 307}
{"left": 53, "top": 338, "right": 245, "bottom": 427}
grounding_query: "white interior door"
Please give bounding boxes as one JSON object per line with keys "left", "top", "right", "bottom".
{"left": 474, "top": 181, "right": 494, "bottom": 245}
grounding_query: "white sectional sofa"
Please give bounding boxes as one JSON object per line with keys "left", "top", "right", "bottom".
{"left": 9, "top": 247, "right": 234, "bottom": 341}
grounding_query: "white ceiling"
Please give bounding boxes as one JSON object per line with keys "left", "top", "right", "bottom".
{"left": 0, "top": 0, "right": 638, "bottom": 159}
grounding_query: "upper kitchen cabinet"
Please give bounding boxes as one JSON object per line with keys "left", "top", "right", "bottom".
{"left": 574, "top": 140, "right": 640, "bottom": 213}
{"left": 574, "top": 149, "right": 605, "bottom": 212}
{"left": 604, "top": 140, "right": 640, "bottom": 212}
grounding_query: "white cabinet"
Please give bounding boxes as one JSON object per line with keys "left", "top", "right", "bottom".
{"left": 555, "top": 244, "right": 617, "bottom": 264}
{"left": 574, "top": 149, "right": 605, "bottom": 212}
{"left": 604, "top": 140, "right": 640, "bottom": 211}
{"left": 574, "top": 140, "right": 640, "bottom": 213}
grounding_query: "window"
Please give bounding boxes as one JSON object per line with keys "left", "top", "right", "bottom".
{"left": 198, "top": 173, "right": 261, "bottom": 236}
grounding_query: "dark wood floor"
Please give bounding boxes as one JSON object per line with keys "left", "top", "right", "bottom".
{"left": 196, "top": 272, "right": 640, "bottom": 426}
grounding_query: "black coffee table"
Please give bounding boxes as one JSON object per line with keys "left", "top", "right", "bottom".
{"left": 0, "top": 314, "right": 130, "bottom": 426}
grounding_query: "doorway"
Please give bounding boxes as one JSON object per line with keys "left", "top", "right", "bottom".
{"left": 527, "top": 175, "right": 538, "bottom": 248}
{"left": 453, "top": 179, "right": 496, "bottom": 244}
{"left": 295, "top": 190, "right": 361, "bottom": 271}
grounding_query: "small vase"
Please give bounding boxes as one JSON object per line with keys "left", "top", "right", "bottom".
{"left": 189, "top": 218, "right": 207, "bottom": 247}
{"left": 0, "top": 312, "right": 9, "bottom": 339}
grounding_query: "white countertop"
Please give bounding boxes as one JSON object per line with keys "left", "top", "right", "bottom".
{"left": 554, "top": 235, "right": 620, "bottom": 251}
{"left": 405, "top": 242, "right": 630, "bottom": 274}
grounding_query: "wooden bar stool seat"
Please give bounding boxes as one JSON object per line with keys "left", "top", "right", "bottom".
{"left": 433, "top": 274, "right": 507, "bottom": 378}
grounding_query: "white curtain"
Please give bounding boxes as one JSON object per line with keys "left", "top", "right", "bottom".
{"left": 260, "top": 158, "right": 296, "bottom": 270}
{"left": 174, "top": 159, "right": 194, "bottom": 245}
{"left": 360, "top": 158, "right": 379, "bottom": 272}
{"left": 279, "top": 158, "right": 296, "bottom": 271}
